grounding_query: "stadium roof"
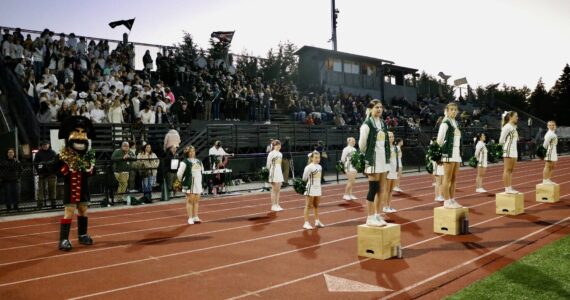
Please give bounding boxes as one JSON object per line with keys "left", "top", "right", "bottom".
{"left": 294, "top": 46, "right": 395, "bottom": 65}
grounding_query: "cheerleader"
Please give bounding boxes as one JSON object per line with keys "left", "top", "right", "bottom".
{"left": 177, "top": 146, "right": 204, "bottom": 225}
{"left": 266, "top": 139, "right": 284, "bottom": 211}
{"left": 474, "top": 133, "right": 488, "bottom": 193}
{"left": 302, "top": 151, "right": 324, "bottom": 229}
{"left": 393, "top": 138, "right": 404, "bottom": 192}
{"left": 499, "top": 111, "right": 519, "bottom": 193}
{"left": 341, "top": 137, "right": 358, "bottom": 200}
{"left": 384, "top": 132, "right": 398, "bottom": 213}
{"left": 543, "top": 120, "right": 558, "bottom": 184}
{"left": 358, "top": 99, "right": 390, "bottom": 226}
{"left": 437, "top": 103, "right": 463, "bottom": 208}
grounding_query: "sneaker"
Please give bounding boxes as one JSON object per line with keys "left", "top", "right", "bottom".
{"left": 388, "top": 207, "right": 397, "bottom": 213}
{"left": 444, "top": 200, "right": 462, "bottom": 209}
{"left": 264, "top": 121, "right": 271, "bottom": 125}
{"left": 450, "top": 199, "right": 463, "bottom": 208}
{"left": 314, "top": 220, "right": 325, "bottom": 228}
{"left": 382, "top": 207, "right": 390, "bottom": 213}
{"left": 78, "top": 234, "right": 93, "bottom": 245}
{"left": 543, "top": 179, "right": 556, "bottom": 185}
{"left": 505, "top": 187, "right": 519, "bottom": 194}
{"left": 193, "top": 216, "right": 202, "bottom": 223}
{"left": 475, "top": 188, "right": 487, "bottom": 193}
{"left": 350, "top": 195, "right": 358, "bottom": 200}
{"left": 59, "top": 239, "right": 72, "bottom": 251}
{"left": 303, "top": 221, "right": 313, "bottom": 230}
{"left": 187, "top": 217, "right": 194, "bottom": 225}
{"left": 366, "top": 216, "right": 386, "bottom": 227}
{"left": 435, "top": 195, "right": 444, "bottom": 202}
{"left": 342, "top": 195, "right": 351, "bottom": 201}
{"left": 275, "top": 204, "right": 284, "bottom": 211}
{"left": 375, "top": 215, "right": 388, "bottom": 226}
{"left": 393, "top": 187, "right": 403, "bottom": 192}
{"left": 270, "top": 205, "right": 279, "bottom": 212}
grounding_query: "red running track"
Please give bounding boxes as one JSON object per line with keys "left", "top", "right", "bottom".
{"left": 0, "top": 157, "right": 569, "bottom": 300}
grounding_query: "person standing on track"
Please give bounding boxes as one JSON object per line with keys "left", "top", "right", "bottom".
{"left": 267, "top": 139, "right": 284, "bottom": 211}
{"left": 302, "top": 151, "right": 324, "bottom": 229}
{"left": 392, "top": 138, "right": 404, "bottom": 193}
{"left": 341, "top": 137, "right": 358, "bottom": 201}
{"left": 499, "top": 111, "right": 520, "bottom": 193}
{"left": 384, "top": 132, "right": 398, "bottom": 213}
{"left": 177, "top": 146, "right": 204, "bottom": 225}
{"left": 542, "top": 120, "right": 558, "bottom": 184}
{"left": 474, "top": 133, "right": 488, "bottom": 193}
{"left": 437, "top": 103, "right": 463, "bottom": 209}
{"left": 358, "top": 99, "right": 390, "bottom": 226}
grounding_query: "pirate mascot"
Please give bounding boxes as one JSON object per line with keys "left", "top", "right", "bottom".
{"left": 57, "top": 116, "right": 96, "bottom": 251}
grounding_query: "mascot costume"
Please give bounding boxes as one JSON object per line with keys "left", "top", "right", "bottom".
{"left": 57, "top": 116, "right": 96, "bottom": 251}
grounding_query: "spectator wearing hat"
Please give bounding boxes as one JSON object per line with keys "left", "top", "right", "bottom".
{"left": 34, "top": 141, "right": 58, "bottom": 208}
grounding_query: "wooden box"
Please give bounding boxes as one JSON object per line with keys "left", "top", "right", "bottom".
{"left": 536, "top": 184, "right": 560, "bottom": 203}
{"left": 433, "top": 207, "right": 469, "bottom": 235}
{"left": 496, "top": 192, "right": 524, "bottom": 215}
{"left": 357, "top": 223, "right": 401, "bottom": 260}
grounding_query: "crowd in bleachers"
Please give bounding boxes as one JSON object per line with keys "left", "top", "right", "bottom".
{"left": 2, "top": 26, "right": 507, "bottom": 132}
{"left": 1, "top": 27, "right": 303, "bottom": 126}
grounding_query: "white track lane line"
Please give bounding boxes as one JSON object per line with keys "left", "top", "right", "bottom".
{"left": 17, "top": 181, "right": 567, "bottom": 299}
{"left": 226, "top": 197, "right": 569, "bottom": 300}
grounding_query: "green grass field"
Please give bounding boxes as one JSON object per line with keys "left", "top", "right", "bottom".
{"left": 447, "top": 234, "right": 570, "bottom": 300}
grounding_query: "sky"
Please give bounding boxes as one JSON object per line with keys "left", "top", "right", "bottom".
{"left": 1, "top": 0, "right": 569, "bottom": 90}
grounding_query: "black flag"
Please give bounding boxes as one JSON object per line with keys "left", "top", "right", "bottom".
{"left": 211, "top": 31, "right": 235, "bottom": 44}
{"left": 109, "top": 18, "right": 135, "bottom": 30}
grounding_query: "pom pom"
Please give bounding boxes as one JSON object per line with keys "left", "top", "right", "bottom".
{"left": 536, "top": 145, "right": 547, "bottom": 160}
{"left": 350, "top": 150, "right": 366, "bottom": 173}
{"left": 293, "top": 178, "right": 306, "bottom": 195}
{"left": 468, "top": 156, "right": 478, "bottom": 168}
{"left": 260, "top": 167, "right": 269, "bottom": 181}
{"left": 335, "top": 160, "right": 345, "bottom": 173}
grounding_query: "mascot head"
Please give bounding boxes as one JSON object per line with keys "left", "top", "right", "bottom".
{"left": 58, "top": 116, "right": 95, "bottom": 154}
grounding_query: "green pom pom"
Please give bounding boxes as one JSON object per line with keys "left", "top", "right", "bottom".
{"left": 350, "top": 151, "right": 365, "bottom": 173}
{"left": 335, "top": 160, "right": 345, "bottom": 173}
{"left": 260, "top": 167, "right": 269, "bottom": 181}
{"left": 425, "top": 160, "right": 434, "bottom": 174}
{"left": 488, "top": 144, "right": 504, "bottom": 163}
{"left": 293, "top": 178, "right": 306, "bottom": 195}
{"left": 426, "top": 143, "right": 442, "bottom": 163}
{"left": 536, "top": 145, "right": 547, "bottom": 160}
{"left": 468, "top": 156, "right": 478, "bottom": 168}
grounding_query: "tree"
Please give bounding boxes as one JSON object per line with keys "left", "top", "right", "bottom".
{"left": 527, "top": 78, "right": 553, "bottom": 120}
{"left": 176, "top": 31, "right": 198, "bottom": 67}
{"left": 549, "top": 63, "right": 570, "bottom": 124}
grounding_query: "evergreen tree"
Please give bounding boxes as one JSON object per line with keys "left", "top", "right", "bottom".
{"left": 549, "top": 64, "right": 570, "bottom": 124}
{"left": 527, "top": 78, "right": 552, "bottom": 121}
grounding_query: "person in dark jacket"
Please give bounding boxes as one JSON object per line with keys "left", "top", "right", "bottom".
{"left": 2, "top": 148, "right": 21, "bottom": 211}
{"left": 34, "top": 141, "right": 58, "bottom": 208}
{"left": 163, "top": 145, "right": 180, "bottom": 199}
{"left": 176, "top": 101, "right": 192, "bottom": 124}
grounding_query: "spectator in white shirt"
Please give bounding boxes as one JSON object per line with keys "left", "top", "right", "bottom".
{"left": 139, "top": 104, "right": 155, "bottom": 124}
{"left": 107, "top": 98, "right": 124, "bottom": 123}
{"left": 66, "top": 33, "right": 78, "bottom": 49}
{"left": 131, "top": 92, "right": 141, "bottom": 117}
{"left": 90, "top": 101, "right": 105, "bottom": 123}
{"left": 43, "top": 68, "right": 58, "bottom": 86}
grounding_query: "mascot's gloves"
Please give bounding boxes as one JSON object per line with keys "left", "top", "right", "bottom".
{"left": 60, "top": 164, "right": 70, "bottom": 176}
